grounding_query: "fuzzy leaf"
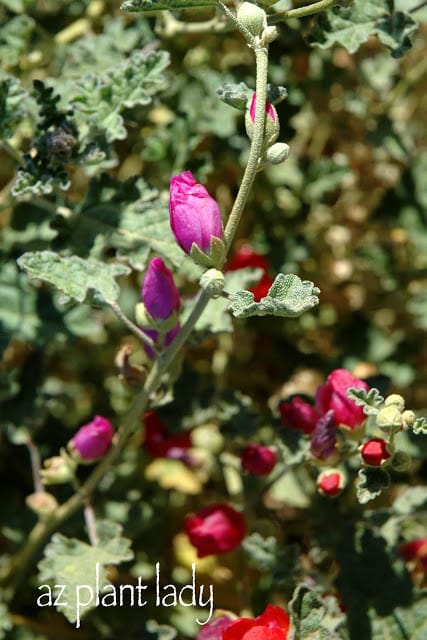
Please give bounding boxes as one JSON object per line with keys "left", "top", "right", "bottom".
{"left": 393, "top": 486, "right": 427, "bottom": 515}
{"left": 0, "top": 14, "right": 35, "bottom": 69}
{"left": 38, "top": 521, "right": 133, "bottom": 625}
{"left": 0, "top": 72, "right": 33, "bottom": 138}
{"left": 121, "top": 0, "right": 216, "bottom": 12}
{"left": 68, "top": 49, "right": 169, "bottom": 143}
{"left": 289, "top": 585, "right": 344, "bottom": 640}
{"left": 17, "top": 251, "right": 130, "bottom": 305}
{"left": 347, "top": 387, "right": 384, "bottom": 415}
{"left": 229, "top": 273, "right": 320, "bottom": 318}
{"left": 0, "top": 262, "right": 39, "bottom": 351}
{"left": 54, "top": 174, "right": 182, "bottom": 270}
{"left": 356, "top": 467, "right": 390, "bottom": 504}
{"left": 312, "top": 0, "right": 417, "bottom": 58}
{"left": 412, "top": 416, "right": 427, "bottom": 435}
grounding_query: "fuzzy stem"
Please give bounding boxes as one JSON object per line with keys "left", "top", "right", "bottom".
{"left": 279, "top": 0, "right": 339, "bottom": 20}
{"left": 107, "top": 300, "right": 156, "bottom": 352}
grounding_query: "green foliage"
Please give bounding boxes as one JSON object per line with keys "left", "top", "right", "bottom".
{"left": 0, "top": 602, "right": 12, "bottom": 639}
{"left": 347, "top": 387, "right": 385, "bottom": 415}
{"left": 0, "top": 14, "right": 34, "bottom": 68}
{"left": 228, "top": 273, "right": 320, "bottom": 318}
{"left": 17, "top": 251, "right": 131, "bottom": 305}
{"left": 412, "top": 417, "right": 427, "bottom": 435}
{"left": 38, "top": 521, "right": 133, "bottom": 624}
{"left": 0, "top": 72, "right": 31, "bottom": 138}
{"left": 312, "top": 0, "right": 418, "bottom": 58}
{"left": 289, "top": 585, "right": 345, "bottom": 640}
{"left": 356, "top": 467, "right": 390, "bottom": 503}
{"left": 0, "top": 262, "right": 39, "bottom": 351}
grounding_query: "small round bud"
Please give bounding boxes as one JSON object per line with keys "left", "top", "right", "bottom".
{"left": 402, "top": 410, "right": 416, "bottom": 429}
{"left": 41, "top": 454, "right": 76, "bottom": 484}
{"left": 265, "top": 142, "right": 290, "bottom": 165}
{"left": 262, "top": 25, "right": 279, "bottom": 44}
{"left": 317, "top": 469, "right": 345, "bottom": 497}
{"left": 237, "top": 2, "right": 267, "bottom": 37}
{"left": 199, "top": 268, "right": 225, "bottom": 297}
{"left": 360, "top": 438, "right": 391, "bottom": 466}
{"left": 241, "top": 443, "right": 277, "bottom": 476}
{"left": 26, "top": 491, "right": 58, "bottom": 516}
{"left": 384, "top": 394, "right": 405, "bottom": 411}
{"left": 376, "top": 405, "right": 403, "bottom": 430}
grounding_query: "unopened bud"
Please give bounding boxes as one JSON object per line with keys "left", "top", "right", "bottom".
{"left": 199, "top": 269, "right": 225, "bottom": 297}
{"left": 376, "top": 405, "right": 403, "bottom": 430}
{"left": 384, "top": 394, "right": 405, "bottom": 411}
{"left": 237, "top": 2, "right": 266, "bottom": 37}
{"left": 401, "top": 410, "right": 416, "bottom": 429}
{"left": 26, "top": 491, "right": 58, "bottom": 516}
{"left": 317, "top": 469, "right": 345, "bottom": 497}
{"left": 262, "top": 25, "right": 279, "bottom": 44}
{"left": 41, "top": 454, "right": 76, "bottom": 484}
{"left": 266, "top": 142, "right": 290, "bottom": 164}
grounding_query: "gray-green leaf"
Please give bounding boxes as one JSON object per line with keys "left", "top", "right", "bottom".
{"left": 228, "top": 273, "right": 320, "bottom": 318}
{"left": 347, "top": 387, "right": 384, "bottom": 415}
{"left": 38, "top": 521, "right": 133, "bottom": 625}
{"left": 356, "top": 467, "right": 390, "bottom": 504}
{"left": 311, "top": 0, "right": 418, "bottom": 58}
{"left": 17, "top": 251, "right": 130, "bottom": 305}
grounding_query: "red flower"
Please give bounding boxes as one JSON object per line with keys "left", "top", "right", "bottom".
{"left": 143, "top": 411, "right": 192, "bottom": 460}
{"left": 241, "top": 444, "right": 277, "bottom": 476}
{"left": 400, "top": 539, "right": 427, "bottom": 571}
{"left": 222, "top": 604, "right": 290, "bottom": 640}
{"left": 360, "top": 438, "right": 391, "bottom": 466}
{"left": 226, "top": 245, "right": 274, "bottom": 302}
{"left": 315, "top": 369, "right": 368, "bottom": 429}
{"left": 279, "top": 396, "right": 319, "bottom": 435}
{"left": 184, "top": 504, "right": 246, "bottom": 558}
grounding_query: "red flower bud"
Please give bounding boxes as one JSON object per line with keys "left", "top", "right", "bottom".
{"left": 241, "top": 444, "right": 277, "bottom": 476}
{"left": 317, "top": 469, "right": 345, "bottom": 497}
{"left": 360, "top": 438, "right": 391, "bottom": 466}
{"left": 315, "top": 369, "right": 369, "bottom": 429}
{"left": 71, "top": 416, "right": 114, "bottom": 461}
{"left": 249, "top": 93, "right": 276, "bottom": 124}
{"left": 184, "top": 504, "right": 246, "bottom": 558}
{"left": 279, "top": 396, "right": 319, "bottom": 435}
{"left": 222, "top": 604, "right": 290, "bottom": 640}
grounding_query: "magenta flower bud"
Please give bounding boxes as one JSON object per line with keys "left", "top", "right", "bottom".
{"left": 142, "top": 323, "right": 180, "bottom": 360}
{"left": 310, "top": 410, "right": 337, "bottom": 460}
{"left": 169, "top": 171, "right": 224, "bottom": 255}
{"left": 279, "top": 396, "right": 319, "bottom": 435}
{"left": 241, "top": 443, "right": 277, "bottom": 475}
{"left": 71, "top": 416, "right": 114, "bottom": 461}
{"left": 249, "top": 92, "right": 276, "bottom": 124}
{"left": 141, "top": 257, "right": 180, "bottom": 321}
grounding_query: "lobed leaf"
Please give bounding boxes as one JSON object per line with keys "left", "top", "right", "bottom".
{"left": 412, "top": 416, "right": 427, "bottom": 435}
{"left": 347, "top": 387, "right": 384, "bottom": 415}
{"left": 356, "top": 467, "right": 390, "bottom": 504}
{"left": 38, "top": 521, "right": 133, "bottom": 624}
{"left": 228, "top": 273, "right": 320, "bottom": 318}
{"left": 17, "top": 251, "right": 130, "bottom": 305}
{"left": 311, "top": 0, "right": 418, "bottom": 58}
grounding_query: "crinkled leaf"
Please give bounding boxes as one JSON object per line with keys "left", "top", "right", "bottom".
{"left": 347, "top": 387, "right": 384, "bottom": 415}
{"left": 289, "top": 584, "right": 344, "bottom": 640}
{"left": 0, "top": 72, "right": 33, "bottom": 138}
{"left": 0, "top": 262, "right": 39, "bottom": 351}
{"left": 68, "top": 49, "right": 169, "bottom": 143}
{"left": 393, "top": 486, "right": 427, "bottom": 515}
{"left": 38, "top": 521, "right": 133, "bottom": 624}
{"left": 17, "top": 251, "right": 130, "bottom": 305}
{"left": 54, "top": 174, "right": 183, "bottom": 270}
{"left": 0, "top": 14, "right": 35, "bottom": 69}
{"left": 356, "top": 467, "right": 390, "bottom": 504}
{"left": 412, "top": 416, "right": 427, "bottom": 435}
{"left": 229, "top": 273, "right": 320, "bottom": 318}
{"left": 311, "top": 0, "right": 418, "bottom": 58}
{"left": 121, "top": 0, "right": 216, "bottom": 12}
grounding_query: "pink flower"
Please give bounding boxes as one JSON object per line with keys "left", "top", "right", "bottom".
{"left": 226, "top": 245, "right": 274, "bottom": 302}
{"left": 249, "top": 93, "right": 276, "bottom": 124}
{"left": 279, "top": 396, "right": 319, "bottom": 435}
{"left": 169, "top": 171, "right": 223, "bottom": 255}
{"left": 196, "top": 616, "right": 234, "bottom": 639}
{"left": 241, "top": 444, "right": 277, "bottom": 475}
{"left": 184, "top": 504, "right": 246, "bottom": 558}
{"left": 141, "top": 257, "right": 180, "bottom": 321}
{"left": 315, "top": 369, "right": 368, "bottom": 429}
{"left": 71, "top": 416, "right": 114, "bottom": 461}
{"left": 222, "top": 604, "right": 290, "bottom": 640}
{"left": 360, "top": 438, "right": 391, "bottom": 466}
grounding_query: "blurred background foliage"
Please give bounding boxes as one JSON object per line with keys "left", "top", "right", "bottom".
{"left": 1, "top": 0, "right": 427, "bottom": 638}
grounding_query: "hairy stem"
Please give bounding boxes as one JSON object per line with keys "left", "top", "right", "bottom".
{"left": 278, "top": 0, "right": 339, "bottom": 20}
{"left": 108, "top": 301, "right": 156, "bottom": 352}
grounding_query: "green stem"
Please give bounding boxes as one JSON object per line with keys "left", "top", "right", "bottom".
{"left": 108, "top": 301, "right": 156, "bottom": 352}
{"left": 279, "top": 0, "right": 339, "bottom": 20}
{"left": 224, "top": 45, "right": 269, "bottom": 251}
